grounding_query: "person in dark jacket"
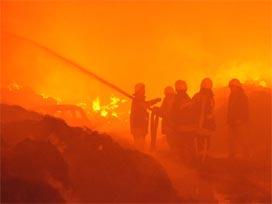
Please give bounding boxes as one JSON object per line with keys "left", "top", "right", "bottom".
{"left": 192, "top": 78, "right": 215, "bottom": 163}
{"left": 171, "top": 80, "right": 192, "bottom": 127}
{"left": 169, "top": 80, "right": 196, "bottom": 162}
{"left": 227, "top": 78, "right": 249, "bottom": 159}
{"left": 130, "top": 83, "right": 161, "bottom": 149}
{"left": 160, "top": 86, "right": 175, "bottom": 136}
{"left": 148, "top": 86, "right": 175, "bottom": 151}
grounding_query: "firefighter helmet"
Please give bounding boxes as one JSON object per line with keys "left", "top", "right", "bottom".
{"left": 134, "top": 83, "right": 145, "bottom": 94}
{"left": 229, "top": 78, "right": 241, "bottom": 87}
{"left": 175, "top": 80, "right": 187, "bottom": 91}
{"left": 164, "top": 86, "right": 175, "bottom": 95}
{"left": 201, "top": 78, "right": 213, "bottom": 89}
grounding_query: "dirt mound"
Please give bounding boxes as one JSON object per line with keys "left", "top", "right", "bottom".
{"left": 1, "top": 104, "right": 180, "bottom": 203}
{"left": 0, "top": 103, "right": 42, "bottom": 123}
{"left": 1, "top": 177, "right": 65, "bottom": 203}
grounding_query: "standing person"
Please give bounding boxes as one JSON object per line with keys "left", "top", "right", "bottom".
{"left": 160, "top": 86, "right": 176, "bottom": 137}
{"left": 227, "top": 79, "right": 249, "bottom": 159}
{"left": 171, "top": 80, "right": 191, "bottom": 127}
{"left": 192, "top": 78, "right": 215, "bottom": 163}
{"left": 155, "top": 86, "right": 175, "bottom": 149}
{"left": 170, "top": 80, "right": 195, "bottom": 163}
{"left": 130, "top": 83, "right": 161, "bottom": 149}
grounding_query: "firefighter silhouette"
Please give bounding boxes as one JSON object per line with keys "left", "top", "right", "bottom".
{"left": 160, "top": 86, "right": 175, "bottom": 137}
{"left": 130, "top": 83, "right": 161, "bottom": 149}
{"left": 227, "top": 79, "right": 250, "bottom": 159}
{"left": 150, "top": 86, "right": 175, "bottom": 151}
{"left": 192, "top": 78, "right": 215, "bottom": 164}
{"left": 169, "top": 80, "right": 196, "bottom": 163}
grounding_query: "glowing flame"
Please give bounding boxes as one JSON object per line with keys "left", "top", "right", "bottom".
{"left": 100, "top": 109, "right": 108, "bottom": 117}
{"left": 40, "top": 93, "right": 49, "bottom": 99}
{"left": 92, "top": 97, "right": 101, "bottom": 112}
{"left": 111, "top": 112, "right": 118, "bottom": 118}
{"left": 39, "top": 92, "right": 61, "bottom": 104}
{"left": 214, "top": 62, "right": 271, "bottom": 88}
{"left": 110, "top": 96, "right": 120, "bottom": 109}
{"left": 8, "top": 82, "right": 22, "bottom": 91}
{"left": 3, "top": 83, "right": 128, "bottom": 124}
{"left": 77, "top": 102, "right": 88, "bottom": 109}
{"left": 258, "top": 80, "right": 267, "bottom": 87}
{"left": 91, "top": 96, "right": 127, "bottom": 118}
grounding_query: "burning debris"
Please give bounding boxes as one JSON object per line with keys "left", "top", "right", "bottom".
{"left": 91, "top": 96, "right": 127, "bottom": 118}
{"left": 1, "top": 83, "right": 130, "bottom": 129}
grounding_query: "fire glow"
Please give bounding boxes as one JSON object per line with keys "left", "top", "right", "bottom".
{"left": 91, "top": 96, "right": 127, "bottom": 118}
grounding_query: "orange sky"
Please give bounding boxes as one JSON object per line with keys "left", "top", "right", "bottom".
{"left": 1, "top": 0, "right": 271, "bottom": 103}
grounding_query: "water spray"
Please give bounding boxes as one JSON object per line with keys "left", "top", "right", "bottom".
{"left": 5, "top": 31, "right": 134, "bottom": 100}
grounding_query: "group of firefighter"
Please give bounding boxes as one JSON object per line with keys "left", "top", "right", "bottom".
{"left": 130, "top": 78, "right": 249, "bottom": 165}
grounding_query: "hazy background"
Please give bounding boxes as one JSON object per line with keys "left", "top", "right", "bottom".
{"left": 1, "top": 0, "right": 271, "bottom": 104}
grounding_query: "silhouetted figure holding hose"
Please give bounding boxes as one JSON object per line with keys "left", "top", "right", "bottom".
{"left": 151, "top": 86, "right": 175, "bottom": 151}
{"left": 130, "top": 83, "right": 161, "bottom": 149}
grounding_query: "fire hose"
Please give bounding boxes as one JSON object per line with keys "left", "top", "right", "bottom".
{"left": 5, "top": 31, "right": 161, "bottom": 149}
{"left": 5, "top": 31, "right": 134, "bottom": 100}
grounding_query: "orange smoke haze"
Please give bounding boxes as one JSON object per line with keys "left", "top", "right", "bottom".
{"left": 1, "top": 0, "right": 271, "bottom": 104}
